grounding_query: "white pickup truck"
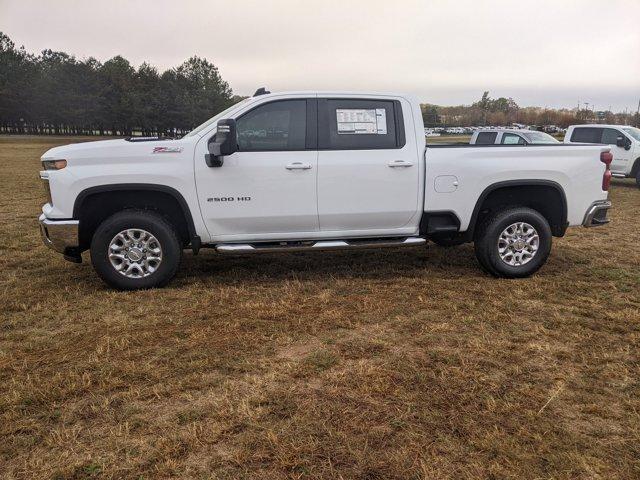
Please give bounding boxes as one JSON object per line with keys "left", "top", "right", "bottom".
{"left": 39, "top": 89, "right": 613, "bottom": 289}
{"left": 564, "top": 124, "right": 640, "bottom": 187}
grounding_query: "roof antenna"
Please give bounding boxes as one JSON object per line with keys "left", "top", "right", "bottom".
{"left": 253, "top": 87, "right": 270, "bottom": 97}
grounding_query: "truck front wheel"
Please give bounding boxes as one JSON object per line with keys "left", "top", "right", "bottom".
{"left": 474, "top": 207, "right": 552, "bottom": 278}
{"left": 90, "top": 210, "right": 182, "bottom": 290}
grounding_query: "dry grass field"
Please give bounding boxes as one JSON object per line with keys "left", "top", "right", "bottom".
{"left": 1, "top": 136, "right": 639, "bottom": 480}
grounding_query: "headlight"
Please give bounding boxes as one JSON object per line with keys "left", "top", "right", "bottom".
{"left": 42, "top": 159, "right": 67, "bottom": 170}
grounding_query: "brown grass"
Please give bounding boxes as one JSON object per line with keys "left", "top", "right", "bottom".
{"left": 1, "top": 136, "right": 639, "bottom": 479}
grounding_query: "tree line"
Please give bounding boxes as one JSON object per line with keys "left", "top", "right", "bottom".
{"left": 422, "top": 91, "right": 639, "bottom": 129}
{"left": 0, "top": 32, "right": 240, "bottom": 136}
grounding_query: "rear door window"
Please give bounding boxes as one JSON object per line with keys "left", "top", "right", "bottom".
{"left": 476, "top": 132, "right": 498, "bottom": 145}
{"left": 570, "top": 127, "right": 603, "bottom": 143}
{"left": 318, "top": 99, "right": 404, "bottom": 150}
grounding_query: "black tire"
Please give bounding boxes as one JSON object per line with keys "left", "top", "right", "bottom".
{"left": 90, "top": 209, "right": 182, "bottom": 290}
{"left": 635, "top": 168, "right": 640, "bottom": 188}
{"left": 430, "top": 234, "right": 466, "bottom": 247}
{"left": 474, "top": 207, "right": 552, "bottom": 278}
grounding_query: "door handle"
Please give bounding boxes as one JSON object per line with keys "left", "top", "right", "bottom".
{"left": 387, "top": 160, "right": 413, "bottom": 168}
{"left": 285, "top": 162, "right": 312, "bottom": 170}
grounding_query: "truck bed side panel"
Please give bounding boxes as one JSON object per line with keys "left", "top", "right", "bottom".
{"left": 424, "top": 145, "right": 609, "bottom": 231}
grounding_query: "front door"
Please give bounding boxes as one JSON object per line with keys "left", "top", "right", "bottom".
{"left": 601, "top": 128, "right": 633, "bottom": 174}
{"left": 194, "top": 98, "right": 319, "bottom": 240}
{"left": 316, "top": 98, "right": 420, "bottom": 233}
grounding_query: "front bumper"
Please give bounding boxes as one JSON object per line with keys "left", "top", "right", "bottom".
{"left": 582, "top": 200, "right": 612, "bottom": 227}
{"left": 39, "top": 214, "right": 80, "bottom": 257}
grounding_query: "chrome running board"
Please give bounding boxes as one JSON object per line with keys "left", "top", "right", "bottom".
{"left": 215, "top": 237, "right": 426, "bottom": 254}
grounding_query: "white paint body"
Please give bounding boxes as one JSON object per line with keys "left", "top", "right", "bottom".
{"left": 41, "top": 92, "right": 610, "bottom": 244}
{"left": 564, "top": 124, "right": 640, "bottom": 177}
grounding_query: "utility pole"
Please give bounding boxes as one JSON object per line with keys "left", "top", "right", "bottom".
{"left": 636, "top": 98, "right": 640, "bottom": 127}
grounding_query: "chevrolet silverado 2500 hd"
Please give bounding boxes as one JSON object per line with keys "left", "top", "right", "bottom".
{"left": 38, "top": 90, "right": 612, "bottom": 289}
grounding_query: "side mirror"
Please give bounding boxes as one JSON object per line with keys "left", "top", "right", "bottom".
{"left": 615, "top": 136, "right": 626, "bottom": 148}
{"left": 206, "top": 119, "right": 238, "bottom": 167}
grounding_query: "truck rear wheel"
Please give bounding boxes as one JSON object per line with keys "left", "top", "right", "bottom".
{"left": 90, "top": 210, "right": 182, "bottom": 290}
{"left": 474, "top": 207, "right": 552, "bottom": 278}
{"left": 635, "top": 168, "right": 640, "bottom": 188}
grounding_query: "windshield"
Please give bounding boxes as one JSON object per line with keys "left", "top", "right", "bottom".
{"left": 182, "top": 98, "right": 250, "bottom": 138}
{"left": 522, "top": 131, "right": 560, "bottom": 144}
{"left": 622, "top": 127, "right": 640, "bottom": 141}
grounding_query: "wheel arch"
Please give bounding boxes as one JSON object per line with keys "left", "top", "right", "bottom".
{"left": 630, "top": 157, "right": 640, "bottom": 178}
{"left": 73, "top": 184, "right": 200, "bottom": 252}
{"left": 466, "top": 180, "right": 568, "bottom": 239}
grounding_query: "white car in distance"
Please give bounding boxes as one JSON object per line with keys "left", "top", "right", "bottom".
{"left": 470, "top": 129, "right": 560, "bottom": 146}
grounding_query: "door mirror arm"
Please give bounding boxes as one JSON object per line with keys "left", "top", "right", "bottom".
{"left": 206, "top": 118, "right": 238, "bottom": 167}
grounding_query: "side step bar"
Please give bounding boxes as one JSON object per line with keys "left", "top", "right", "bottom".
{"left": 215, "top": 237, "right": 426, "bottom": 254}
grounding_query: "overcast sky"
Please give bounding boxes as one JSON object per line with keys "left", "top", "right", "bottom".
{"left": 1, "top": 0, "right": 639, "bottom": 111}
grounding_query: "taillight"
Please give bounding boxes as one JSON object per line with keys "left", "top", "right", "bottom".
{"left": 602, "top": 170, "right": 612, "bottom": 191}
{"left": 601, "top": 151, "right": 613, "bottom": 191}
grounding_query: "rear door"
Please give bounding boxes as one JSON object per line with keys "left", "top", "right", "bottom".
{"left": 316, "top": 97, "right": 420, "bottom": 233}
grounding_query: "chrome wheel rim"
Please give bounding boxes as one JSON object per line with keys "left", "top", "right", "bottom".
{"left": 108, "top": 229, "right": 162, "bottom": 278}
{"left": 497, "top": 222, "right": 539, "bottom": 266}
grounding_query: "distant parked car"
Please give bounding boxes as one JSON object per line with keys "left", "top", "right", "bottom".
{"left": 470, "top": 129, "right": 560, "bottom": 145}
{"left": 565, "top": 124, "right": 640, "bottom": 187}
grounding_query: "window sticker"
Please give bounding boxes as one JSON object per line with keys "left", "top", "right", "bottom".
{"left": 336, "top": 108, "right": 387, "bottom": 135}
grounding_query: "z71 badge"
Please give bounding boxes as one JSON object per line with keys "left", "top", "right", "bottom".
{"left": 153, "top": 146, "right": 183, "bottom": 153}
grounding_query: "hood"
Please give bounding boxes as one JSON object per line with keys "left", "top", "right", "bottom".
{"left": 41, "top": 138, "right": 190, "bottom": 162}
{"left": 41, "top": 139, "right": 129, "bottom": 160}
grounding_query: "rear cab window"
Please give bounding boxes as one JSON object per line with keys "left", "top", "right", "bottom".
{"left": 476, "top": 132, "right": 498, "bottom": 145}
{"left": 570, "top": 127, "right": 603, "bottom": 143}
{"left": 318, "top": 99, "right": 405, "bottom": 150}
